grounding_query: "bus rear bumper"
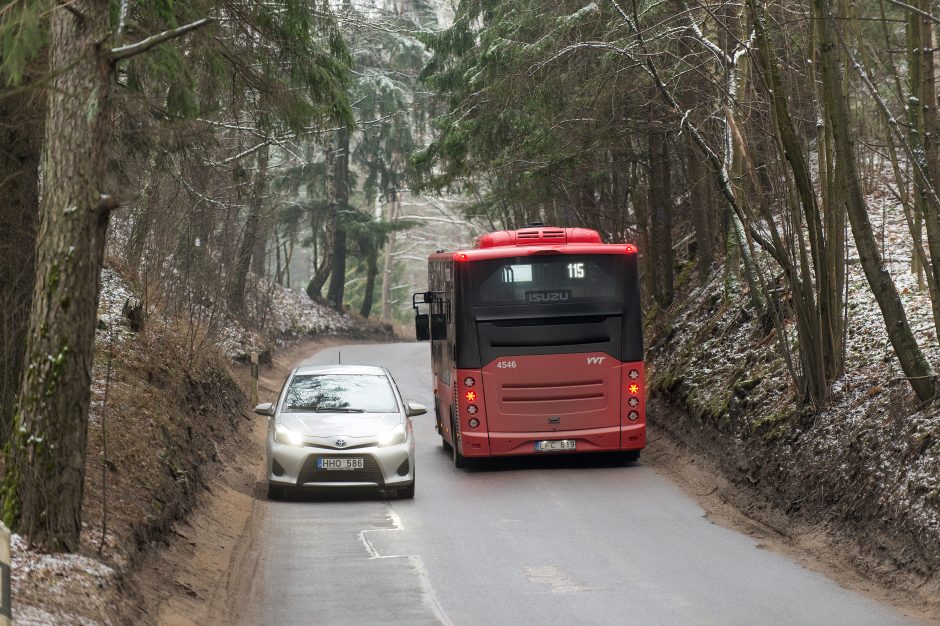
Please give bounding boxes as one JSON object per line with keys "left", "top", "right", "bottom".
{"left": 473, "top": 424, "right": 646, "bottom": 456}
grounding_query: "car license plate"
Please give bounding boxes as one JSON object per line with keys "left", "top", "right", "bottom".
{"left": 317, "top": 457, "right": 364, "bottom": 470}
{"left": 535, "top": 439, "right": 576, "bottom": 452}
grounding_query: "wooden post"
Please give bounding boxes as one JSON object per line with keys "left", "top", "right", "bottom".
{"left": 0, "top": 521, "right": 11, "bottom": 626}
{"left": 250, "top": 352, "right": 259, "bottom": 407}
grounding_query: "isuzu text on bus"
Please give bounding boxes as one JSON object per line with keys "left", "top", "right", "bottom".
{"left": 413, "top": 224, "right": 645, "bottom": 467}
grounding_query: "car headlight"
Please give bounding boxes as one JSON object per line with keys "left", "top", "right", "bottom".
{"left": 275, "top": 424, "right": 303, "bottom": 447}
{"left": 378, "top": 424, "right": 407, "bottom": 447}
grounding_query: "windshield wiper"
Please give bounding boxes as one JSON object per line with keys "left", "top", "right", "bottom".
{"left": 315, "top": 407, "right": 365, "bottom": 413}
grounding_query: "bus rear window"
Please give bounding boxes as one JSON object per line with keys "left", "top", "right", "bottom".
{"left": 473, "top": 255, "right": 623, "bottom": 305}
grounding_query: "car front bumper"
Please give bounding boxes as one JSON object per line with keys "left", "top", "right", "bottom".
{"left": 266, "top": 435, "right": 414, "bottom": 490}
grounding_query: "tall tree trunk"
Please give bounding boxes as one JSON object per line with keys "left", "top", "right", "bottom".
{"left": 2, "top": 1, "right": 115, "bottom": 551}
{"left": 678, "top": 35, "right": 715, "bottom": 277}
{"left": 0, "top": 82, "right": 44, "bottom": 447}
{"left": 326, "top": 126, "right": 350, "bottom": 311}
{"left": 228, "top": 144, "right": 270, "bottom": 313}
{"left": 380, "top": 189, "right": 400, "bottom": 321}
{"left": 629, "top": 161, "right": 653, "bottom": 310}
{"left": 914, "top": 0, "right": 940, "bottom": 343}
{"left": 816, "top": 0, "right": 936, "bottom": 401}
{"left": 750, "top": 0, "right": 835, "bottom": 398}
{"left": 908, "top": 7, "right": 930, "bottom": 292}
{"left": 650, "top": 129, "right": 674, "bottom": 307}
{"left": 125, "top": 153, "right": 167, "bottom": 277}
{"left": 360, "top": 253, "right": 378, "bottom": 318}
{"left": 306, "top": 208, "right": 333, "bottom": 301}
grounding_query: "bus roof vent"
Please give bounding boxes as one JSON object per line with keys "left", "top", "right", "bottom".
{"left": 475, "top": 227, "right": 603, "bottom": 248}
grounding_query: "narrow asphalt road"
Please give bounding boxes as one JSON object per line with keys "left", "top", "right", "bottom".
{"left": 240, "top": 342, "right": 915, "bottom": 626}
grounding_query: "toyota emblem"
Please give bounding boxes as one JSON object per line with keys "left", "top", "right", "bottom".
{"left": 335, "top": 439, "right": 347, "bottom": 448}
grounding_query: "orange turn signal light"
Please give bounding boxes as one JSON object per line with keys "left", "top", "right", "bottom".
{"left": 466, "top": 390, "right": 477, "bottom": 402}
{"left": 628, "top": 383, "right": 639, "bottom": 395}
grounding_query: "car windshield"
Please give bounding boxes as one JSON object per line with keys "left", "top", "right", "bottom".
{"left": 283, "top": 374, "right": 398, "bottom": 413}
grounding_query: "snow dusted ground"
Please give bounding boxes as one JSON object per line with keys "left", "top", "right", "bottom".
{"left": 9, "top": 533, "right": 119, "bottom": 625}
{"left": 648, "top": 165, "right": 940, "bottom": 592}
{"left": 95, "top": 268, "right": 373, "bottom": 362}
{"left": 226, "top": 278, "right": 362, "bottom": 359}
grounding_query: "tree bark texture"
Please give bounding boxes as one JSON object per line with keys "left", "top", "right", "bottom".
{"left": 228, "top": 144, "right": 270, "bottom": 313}
{"left": 816, "top": 0, "right": 936, "bottom": 401}
{"left": 125, "top": 153, "right": 168, "bottom": 277}
{"left": 360, "top": 252, "right": 378, "bottom": 318}
{"left": 326, "top": 126, "right": 350, "bottom": 311}
{"left": 0, "top": 82, "right": 44, "bottom": 446}
{"left": 648, "top": 126, "right": 674, "bottom": 307}
{"left": 911, "top": 0, "right": 940, "bottom": 343}
{"left": 749, "top": 0, "right": 835, "bottom": 400}
{"left": 2, "top": 1, "right": 115, "bottom": 551}
{"left": 677, "top": 34, "right": 715, "bottom": 277}
{"left": 380, "top": 190, "right": 399, "bottom": 321}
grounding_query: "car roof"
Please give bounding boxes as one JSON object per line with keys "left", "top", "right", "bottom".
{"left": 291, "top": 364, "right": 389, "bottom": 377}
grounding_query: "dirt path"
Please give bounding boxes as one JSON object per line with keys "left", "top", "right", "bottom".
{"left": 645, "top": 425, "right": 940, "bottom": 624}
{"left": 135, "top": 338, "right": 352, "bottom": 625}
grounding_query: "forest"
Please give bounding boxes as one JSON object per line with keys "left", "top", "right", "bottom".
{"left": 0, "top": 0, "right": 441, "bottom": 552}
{"left": 0, "top": 0, "right": 938, "bottom": 581}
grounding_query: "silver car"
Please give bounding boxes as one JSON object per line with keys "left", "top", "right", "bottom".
{"left": 254, "top": 364, "right": 424, "bottom": 499}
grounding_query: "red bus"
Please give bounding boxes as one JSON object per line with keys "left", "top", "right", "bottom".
{"left": 413, "top": 224, "right": 645, "bottom": 467}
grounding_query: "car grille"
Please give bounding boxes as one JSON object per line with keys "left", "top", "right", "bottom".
{"left": 296, "top": 455, "right": 385, "bottom": 486}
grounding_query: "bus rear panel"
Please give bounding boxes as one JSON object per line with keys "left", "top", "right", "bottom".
{"left": 420, "top": 226, "right": 644, "bottom": 459}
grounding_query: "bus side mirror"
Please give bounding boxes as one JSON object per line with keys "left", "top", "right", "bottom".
{"left": 431, "top": 313, "right": 447, "bottom": 339}
{"left": 415, "top": 313, "right": 430, "bottom": 341}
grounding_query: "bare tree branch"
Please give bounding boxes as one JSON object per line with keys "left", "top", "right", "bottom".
{"left": 111, "top": 18, "right": 213, "bottom": 62}
{"left": 882, "top": 0, "right": 940, "bottom": 26}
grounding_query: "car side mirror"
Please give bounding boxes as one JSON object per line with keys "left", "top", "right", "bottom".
{"left": 406, "top": 401, "right": 427, "bottom": 417}
{"left": 415, "top": 313, "right": 430, "bottom": 341}
{"left": 430, "top": 313, "right": 447, "bottom": 339}
{"left": 254, "top": 402, "right": 274, "bottom": 417}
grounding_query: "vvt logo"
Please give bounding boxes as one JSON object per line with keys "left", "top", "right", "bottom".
{"left": 586, "top": 356, "right": 606, "bottom": 365}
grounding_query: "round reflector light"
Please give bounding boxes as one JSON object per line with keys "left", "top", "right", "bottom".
{"left": 467, "top": 404, "right": 478, "bottom": 415}
{"left": 629, "top": 369, "right": 640, "bottom": 380}
{"left": 628, "top": 397, "right": 639, "bottom": 408}
{"left": 468, "top": 418, "right": 480, "bottom": 429}
{"left": 628, "top": 410, "right": 639, "bottom": 422}
{"left": 628, "top": 383, "right": 640, "bottom": 395}
{"left": 464, "top": 377, "right": 475, "bottom": 387}
{"left": 465, "top": 390, "right": 477, "bottom": 402}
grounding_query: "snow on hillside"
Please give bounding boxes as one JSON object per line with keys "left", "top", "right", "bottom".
{"left": 96, "top": 270, "right": 372, "bottom": 361}
{"left": 649, "top": 158, "right": 940, "bottom": 590}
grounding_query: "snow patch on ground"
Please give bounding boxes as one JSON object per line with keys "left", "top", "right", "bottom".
{"left": 10, "top": 533, "right": 118, "bottom": 625}
{"left": 95, "top": 268, "right": 377, "bottom": 362}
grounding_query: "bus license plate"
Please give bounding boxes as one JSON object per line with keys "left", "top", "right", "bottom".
{"left": 535, "top": 440, "right": 576, "bottom": 452}
{"left": 317, "top": 458, "right": 364, "bottom": 470}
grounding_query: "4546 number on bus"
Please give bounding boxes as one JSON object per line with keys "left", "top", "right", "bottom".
{"left": 495, "top": 360, "right": 517, "bottom": 369}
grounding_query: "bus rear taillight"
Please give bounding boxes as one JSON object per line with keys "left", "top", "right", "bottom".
{"left": 465, "top": 390, "right": 477, "bottom": 402}
{"left": 464, "top": 377, "right": 475, "bottom": 387}
{"left": 467, "top": 404, "right": 478, "bottom": 415}
{"left": 468, "top": 418, "right": 480, "bottom": 429}
{"left": 625, "top": 366, "right": 644, "bottom": 422}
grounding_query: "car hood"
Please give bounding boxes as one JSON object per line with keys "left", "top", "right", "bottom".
{"left": 278, "top": 411, "right": 402, "bottom": 438}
